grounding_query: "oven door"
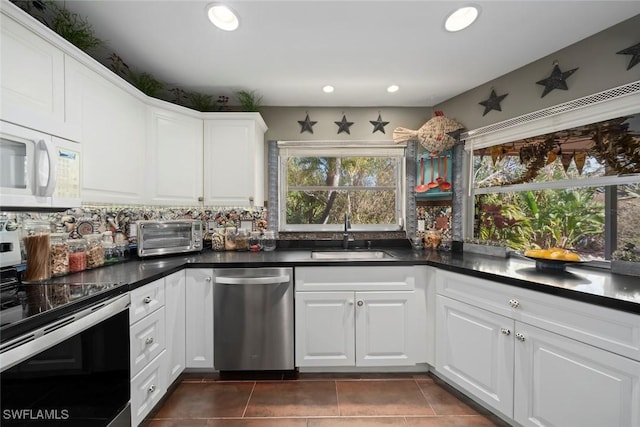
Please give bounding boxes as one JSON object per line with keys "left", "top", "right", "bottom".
{"left": 0, "top": 293, "right": 131, "bottom": 426}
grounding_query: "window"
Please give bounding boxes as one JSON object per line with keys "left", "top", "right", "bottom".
{"left": 466, "top": 112, "right": 640, "bottom": 262}
{"left": 278, "top": 141, "right": 406, "bottom": 232}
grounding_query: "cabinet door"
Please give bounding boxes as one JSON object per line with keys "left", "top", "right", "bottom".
{"left": 165, "top": 270, "right": 186, "bottom": 385}
{"left": 130, "top": 307, "right": 166, "bottom": 378}
{"left": 131, "top": 351, "right": 166, "bottom": 427}
{"left": 0, "top": 12, "right": 66, "bottom": 136}
{"left": 436, "top": 295, "right": 514, "bottom": 417}
{"left": 514, "top": 323, "right": 640, "bottom": 427}
{"left": 295, "top": 291, "right": 355, "bottom": 367}
{"left": 355, "top": 291, "right": 417, "bottom": 366}
{"left": 185, "top": 269, "right": 214, "bottom": 368}
{"left": 203, "top": 115, "right": 265, "bottom": 206}
{"left": 146, "top": 107, "right": 203, "bottom": 205}
{"left": 65, "top": 56, "right": 146, "bottom": 204}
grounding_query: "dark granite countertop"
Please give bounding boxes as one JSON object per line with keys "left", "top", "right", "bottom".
{"left": 45, "top": 248, "right": 640, "bottom": 314}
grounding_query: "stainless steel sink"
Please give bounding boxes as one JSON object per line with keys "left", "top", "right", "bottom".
{"left": 310, "top": 250, "right": 394, "bottom": 260}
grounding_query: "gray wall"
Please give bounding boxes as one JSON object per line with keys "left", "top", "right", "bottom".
{"left": 260, "top": 107, "right": 432, "bottom": 142}
{"left": 435, "top": 14, "right": 640, "bottom": 131}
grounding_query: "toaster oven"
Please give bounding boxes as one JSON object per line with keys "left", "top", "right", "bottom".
{"left": 136, "top": 220, "right": 203, "bottom": 257}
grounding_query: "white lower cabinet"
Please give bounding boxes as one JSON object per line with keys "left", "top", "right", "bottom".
{"left": 435, "top": 270, "right": 640, "bottom": 427}
{"left": 514, "top": 323, "right": 640, "bottom": 427}
{"left": 185, "top": 268, "right": 214, "bottom": 368}
{"left": 130, "top": 351, "right": 166, "bottom": 427}
{"left": 294, "top": 266, "right": 427, "bottom": 368}
{"left": 436, "top": 295, "right": 514, "bottom": 416}
{"left": 129, "top": 278, "right": 167, "bottom": 426}
{"left": 165, "top": 270, "right": 186, "bottom": 385}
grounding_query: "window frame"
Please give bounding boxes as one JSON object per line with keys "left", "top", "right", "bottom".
{"left": 461, "top": 82, "right": 640, "bottom": 263}
{"left": 277, "top": 140, "right": 407, "bottom": 232}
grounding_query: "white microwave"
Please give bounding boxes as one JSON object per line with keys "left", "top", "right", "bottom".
{"left": 0, "top": 121, "right": 81, "bottom": 209}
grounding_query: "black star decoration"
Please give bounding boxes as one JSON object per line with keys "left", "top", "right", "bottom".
{"left": 479, "top": 89, "right": 508, "bottom": 116}
{"left": 536, "top": 63, "right": 579, "bottom": 98}
{"left": 297, "top": 113, "right": 317, "bottom": 134}
{"left": 369, "top": 114, "right": 389, "bottom": 134}
{"left": 617, "top": 41, "right": 640, "bottom": 70}
{"left": 334, "top": 114, "right": 354, "bottom": 134}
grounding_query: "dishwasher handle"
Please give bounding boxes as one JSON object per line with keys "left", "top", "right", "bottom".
{"left": 214, "top": 275, "right": 290, "bottom": 285}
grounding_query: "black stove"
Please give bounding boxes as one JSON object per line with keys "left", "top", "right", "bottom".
{"left": 0, "top": 266, "right": 128, "bottom": 345}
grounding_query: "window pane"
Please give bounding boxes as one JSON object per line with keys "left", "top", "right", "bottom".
{"left": 618, "top": 183, "right": 640, "bottom": 253}
{"left": 286, "top": 190, "right": 396, "bottom": 225}
{"left": 474, "top": 187, "right": 606, "bottom": 259}
{"left": 286, "top": 157, "right": 397, "bottom": 188}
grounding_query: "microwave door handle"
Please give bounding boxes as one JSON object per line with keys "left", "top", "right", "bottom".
{"left": 36, "top": 139, "right": 57, "bottom": 197}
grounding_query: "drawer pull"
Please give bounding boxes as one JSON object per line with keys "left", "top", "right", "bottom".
{"left": 501, "top": 328, "right": 511, "bottom": 335}
{"left": 147, "top": 384, "right": 156, "bottom": 393}
{"left": 516, "top": 333, "right": 526, "bottom": 342}
{"left": 508, "top": 299, "right": 520, "bottom": 308}
{"left": 205, "top": 277, "right": 212, "bottom": 282}
{"left": 143, "top": 296, "right": 152, "bottom": 304}
{"left": 356, "top": 300, "right": 364, "bottom": 307}
{"left": 145, "top": 337, "right": 154, "bottom": 345}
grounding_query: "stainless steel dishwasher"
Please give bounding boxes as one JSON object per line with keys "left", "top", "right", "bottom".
{"left": 213, "top": 267, "right": 294, "bottom": 372}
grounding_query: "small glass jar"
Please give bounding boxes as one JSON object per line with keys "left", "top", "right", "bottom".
{"left": 249, "top": 232, "right": 262, "bottom": 251}
{"left": 103, "top": 241, "right": 117, "bottom": 264}
{"left": 68, "top": 238, "right": 87, "bottom": 273}
{"left": 50, "top": 233, "right": 69, "bottom": 277}
{"left": 234, "top": 229, "right": 250, "bottom": 251}
{"left": 211, "top": 228, "right": 226, "bottom": 252}
{"left": 262, "top": 231, "right": 276, "bottom": 251}
{"left": 224, "top": 228, "right": 238, "bottom": 251}
{"left": 85, "top": 234, "right": 105, "bottom": 269}
{"left": 23, "top": 220, "right": 52, "bottom": 281}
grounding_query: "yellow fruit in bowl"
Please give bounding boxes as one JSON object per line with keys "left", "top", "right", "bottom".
{"left": 524, "top": 249, "right": 544, "bottom": 258}
{"left": 549, "top": 250, "right": 566, "bottom": 260}
{"left": 562, "top": 252, "right": 581, "bottom": 262}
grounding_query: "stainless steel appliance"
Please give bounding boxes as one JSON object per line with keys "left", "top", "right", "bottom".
{"left": 0, "top": 279, "right": 130, "bottom": 426}
{"left": 136, "top": 220, "right": 203, "bottom": 257}
{"left": 0, "top": 219, "right": 21, "bottom": 268}
{"left": 213, "top": 267, "right": 294, "bottom": 372}
{"left": 0, "top": 121, "right": 81, "bottom": 209}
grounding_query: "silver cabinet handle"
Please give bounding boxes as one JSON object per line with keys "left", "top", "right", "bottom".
{"left": 145, "top": 337, "right": 154, "bottom": 345}
{"left": 205, "top": 277, "right": 212, "bottom": 282}
{"left": 501, "top": 328, "right": 511, "bottom": 335}
{"left": 509, "top": 299, "right": 520, "bottom": 308}
{"left": 143, "top": 296, "right": 152, "bottom": 304}
{"left": 515, "top": 333, "right": 526, "bottom": 342}
{"left": 147, "top": 384, "right": 156, "bottom": 393}
{"left": 357, "top": 300, "right": 364, "bottom": 307}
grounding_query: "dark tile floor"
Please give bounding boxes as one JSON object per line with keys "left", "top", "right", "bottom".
{"left": 143, "top": 372, "right": 511, "bottom": 427}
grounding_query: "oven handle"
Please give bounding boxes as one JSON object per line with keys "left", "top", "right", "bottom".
{"left": 0, "top": 293, "right": 130, "bottom": 372}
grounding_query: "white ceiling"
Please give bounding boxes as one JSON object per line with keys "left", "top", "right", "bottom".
{"left": 53, "top": 1, "right": 640, "bottom": 107}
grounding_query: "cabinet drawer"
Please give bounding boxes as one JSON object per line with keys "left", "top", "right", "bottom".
{"left": 436, "top": 270, "right": 640, "bottom": 361}
{"left": 130, "top": 279, "right": 165, "bottom": 325}
{"left": 130, "top": 307, "right": 166, "bottom": 378}
{"left": 295, "top": 266, "right": 416, "bottom": 291}
{"left": 131, "top": 350, "right": 166, "bottom": 427}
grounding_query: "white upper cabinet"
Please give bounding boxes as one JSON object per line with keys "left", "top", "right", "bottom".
{"left": 0, "top": 7, "right": 71, "bottom": 138}
{"left": 65, "top": 56, "right": 146, "bottom": 204}
{"left": 203, "top": 114, "right": 267, "bottom": 207}
{"left": 146, "top": 106, "right": 203, "bottom": 205}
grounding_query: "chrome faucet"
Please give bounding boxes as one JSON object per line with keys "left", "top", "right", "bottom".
{"left": 343, "top": 212, "right": 351, "bottom": 249}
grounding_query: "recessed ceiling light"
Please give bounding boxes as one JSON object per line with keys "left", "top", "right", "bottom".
{"left": 207, "top": 3, "right": 239, "bottom": 31}
{"left": 445, "top": 6, "right": 479, "bottom": 32}
{"left": 322, "top": 85, "right": 334, "bottom": 93}
{"left": 387, "top": 85, "right": 399, "bottom": 93}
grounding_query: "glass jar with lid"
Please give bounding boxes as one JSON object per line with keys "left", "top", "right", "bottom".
{"left": 50, "top": 233, "right": 69, "bottom": 277}
{"left": 22, "top": 220, "right": 52, "bottom": 281}
{"left": 262, "top": 231, "right": 277, "bottom": 251}
{"left": 234, "top": 229, "right": 250, "bottom": 251}
{"left": 85, "top": 234, "right": 105, "bottom": 269}
{"left": 211, "top": 228, "right": 226, "bottom": 251}
{"left": 68, "top": 238, "right": 87, "bottom": 273}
